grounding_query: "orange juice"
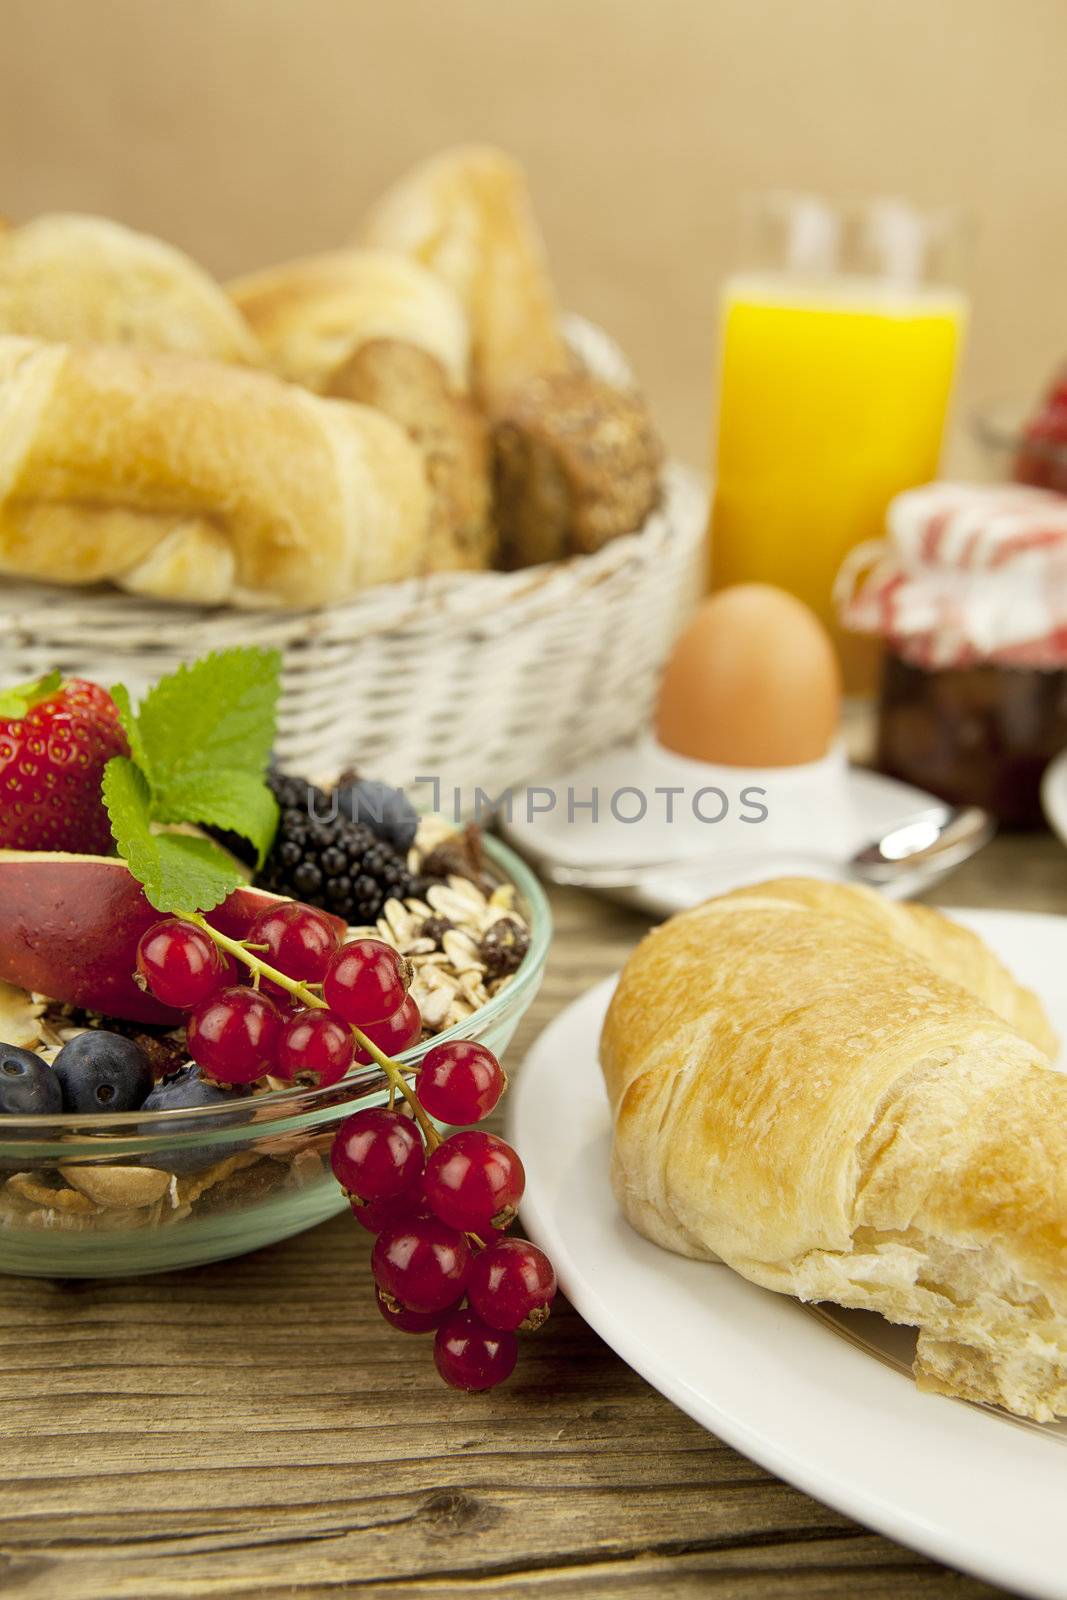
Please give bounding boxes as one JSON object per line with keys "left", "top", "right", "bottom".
{"left": 710, "top": 275, "right": 967, "bottom": 690}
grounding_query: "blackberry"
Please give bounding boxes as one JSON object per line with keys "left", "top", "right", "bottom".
{"left": 257, "top": 773, "right": 419, "bottom": 925}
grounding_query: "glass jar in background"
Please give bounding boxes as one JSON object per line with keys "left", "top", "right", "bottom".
{"left": 710, "top": 194, "right": 970, "bottom": 693}
{"left": 836, "top": 481, "right": 1067, "bottom": 828}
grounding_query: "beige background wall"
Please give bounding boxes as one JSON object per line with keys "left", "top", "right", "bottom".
{"left": 1, "top": 0, "right": 1064, "bottom": 464}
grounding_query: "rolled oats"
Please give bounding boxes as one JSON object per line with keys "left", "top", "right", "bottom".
{"left": 343, "top": 861, "right": 532, "bottom": 1042}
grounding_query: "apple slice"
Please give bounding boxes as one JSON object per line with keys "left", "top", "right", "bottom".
{"left": 0, "top": 850, "right": 307, "bottom": 1025}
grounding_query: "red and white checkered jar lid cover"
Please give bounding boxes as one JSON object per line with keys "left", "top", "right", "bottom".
{"left": 835, "top": 481, "right": 1067, "bottom": 669}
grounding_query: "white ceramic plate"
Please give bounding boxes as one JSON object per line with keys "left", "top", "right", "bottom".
{"left": 503, "top": 738, "right": 966, "bottom": 913}
{"left": 1042, "top": 748, "right": 1067, "bottom": 847}
{"left": 509, "top": 909, "right": 1067, "bottom": 1600}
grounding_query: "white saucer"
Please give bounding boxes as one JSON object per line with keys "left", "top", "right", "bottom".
{"left": 509, "top": 909, "right": 1067, "bottom": 1600}
{"left": 504, "top": 737, "right": 960, "bottom": 912}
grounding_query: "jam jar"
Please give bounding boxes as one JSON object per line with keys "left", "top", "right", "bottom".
{"left": 836, "top": 480, "right": 1067, "bottom": 828}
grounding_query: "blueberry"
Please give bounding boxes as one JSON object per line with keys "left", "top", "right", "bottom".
{"left": 0, "top": 1043, "right": 62, "bottom": 1117}
{"left": 139, "top": 1066, "right": 251, "bottom": 1175}
{"left": 334, "top": 777, "right": 419, "bottom": 854}
{"left": 52, "top": 1032, "right": 153, "bottom": 1115}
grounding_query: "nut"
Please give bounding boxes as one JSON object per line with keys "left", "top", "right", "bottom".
{"left": 60, "top": 1164, "right": 172, "bottom": 1210}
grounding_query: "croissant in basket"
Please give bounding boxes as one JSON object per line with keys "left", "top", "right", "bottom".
{"left": 359, "top": 144, "right": 572, "bottom": 412}
{"left": 229, "top": 246, "right": 470, "bottom": 394}
{"left": 0, "top": 213, "right": 265, "bottom": 365}
{"left": 0, "top": 336, "right": 430, "bottom": 607}
{"left": 601, "top": 878, "right": 1067, "bottom": 1422}
{"left": 0, "top": 144, "right": 666, "bottom": 607}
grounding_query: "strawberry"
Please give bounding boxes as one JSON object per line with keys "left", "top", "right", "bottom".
{"left": 0, "top": 673, "right": 129, "bottom": 854}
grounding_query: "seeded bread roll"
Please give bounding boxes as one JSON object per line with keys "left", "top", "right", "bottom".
{"left": 325, "top": 338, "right": 495, "bottom": 574}
{"left": 0, "top": 336, "right": 431, "bottom": 608}
{"left": 360, "top": 145, "right": 572, "bottom": 411}
{"left": 492, "top": 371, "right": 663, "bottom": 568}
{"left": 229, "top": 248, "right": 470, "bottom": 393}
{"left": 0, "top": 214, "right": 264, "bottom": 364}
{"left": 601, "top": 877, "right": 1066, "bottom": 1422}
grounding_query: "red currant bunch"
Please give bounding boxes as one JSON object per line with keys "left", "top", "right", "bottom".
{"left": 327, "top": 1031, "right": 556, "bottom": 1393}
{"left": 139, "top": 902, "right": 358, "bottom": 1088}
{"left": 139, "top": 903, "right": 556, "bottom": 1394}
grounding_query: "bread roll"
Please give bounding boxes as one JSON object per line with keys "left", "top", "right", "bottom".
{"left": 0, "top": 337, "right": 430, "bottom": 608}
{"left": 0, "top": 214, "right": 263, "bottom": 364}
{"left": 601, "top": 878, "right": 1067, "bottom": 1421}
{"left": 493, "top": 371, "right": 663, "bottom": 567}
{"left": 360, "top": 145, "right": 572, "bottom": 410}
{"left": 325, "top": 338, "right": 495, "bottom": 573}
{"left": 230, "top": 248, "right": 470, "bottom": 393}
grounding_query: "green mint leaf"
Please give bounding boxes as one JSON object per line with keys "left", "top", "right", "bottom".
{"left": 0, "top": 670, "right": 63, "bottom": 720}
{"left": 134, "top": 647, "right": 281, "bottom": 786}
{"left": 109, "top": 682, "right": 151, "bottom": 777}
{"left": 152, "top": 769, "right": 279, "bottom": 870}
{"left": 102, "top": 756, "right": 246, "bottom": 915}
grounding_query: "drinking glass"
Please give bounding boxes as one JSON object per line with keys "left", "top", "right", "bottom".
{"left": 710, "top": 194, "right": 970, "bottom": 691}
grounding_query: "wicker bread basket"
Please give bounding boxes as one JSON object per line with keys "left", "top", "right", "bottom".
{"left": 0, "top": 320, "right": 706, "bottom": 796}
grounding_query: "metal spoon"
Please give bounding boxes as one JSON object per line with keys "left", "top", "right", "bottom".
{"left": 545, "top": 804, "right": 995, "bottom": 891}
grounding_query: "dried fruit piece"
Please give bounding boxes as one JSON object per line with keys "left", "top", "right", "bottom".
{"left": 420, "top": 823, "right": 487, "bottom": 889}
{"left": 479, "top": 918, "right": 530, "bottom": 980}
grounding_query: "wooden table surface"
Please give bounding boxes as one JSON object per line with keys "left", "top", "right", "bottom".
{"left": 3, "top": 835, "right": 1064, "bottom": 1600}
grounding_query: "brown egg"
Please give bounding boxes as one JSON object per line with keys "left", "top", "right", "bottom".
{"left": 654, "top": 584, "right": 842, "bottom": 766}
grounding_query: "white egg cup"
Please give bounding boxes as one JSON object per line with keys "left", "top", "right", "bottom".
{"left": 508, "top": 732, "right": 856, "bottom": 872}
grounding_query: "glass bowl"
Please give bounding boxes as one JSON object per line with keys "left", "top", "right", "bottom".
{"left": 0, "top": 836, "right": 551, "bottom": 1278}
{"left": 972, "top": 397, "right": 1067, "bottom": 495}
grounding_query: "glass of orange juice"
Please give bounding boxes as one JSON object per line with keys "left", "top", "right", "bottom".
{"left": 710, "top": 195, "right": 969, "bottom": 692}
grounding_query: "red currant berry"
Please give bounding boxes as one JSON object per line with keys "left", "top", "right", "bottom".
{"left": 247, "top": 901, "right": 340, "bottom": 986}
{"left": 275, "top": 1007, "right": 353, "bottom": 1088}
{"left": 136, "top": 919, "right": 225, "bottom": 1010}
{"left": 468, "top": 1237, "right": 557, "bottom": 1331}
{"left": 417, "top": 1040, "right": 505, "bottom": 1124}
{"left": 353, "top": 994, "right": 422, "bottom": 1064}
{"left": 330, "top": 1107, "right": 424, "bottom": 1201}
{"left": 186, "top": 987, "right": 281, "bottom": 1085}
{"left": 349, "top": 1181, "right": 429, "bottom": 1235}
{"left": 323, "top": 939, "right": 408, "bottom": 1026}
{"left": 433, "top": 1307, "right": 518, "bottom": 1391}
{"left": 424, "top": 1130, "right": 525, "bottom": 1233}
{"left": 375, "top": 1284, "right": 463, "bottom": 1333}
{"left": 372, "top": 1215, "right": 471, "bottom": 1313}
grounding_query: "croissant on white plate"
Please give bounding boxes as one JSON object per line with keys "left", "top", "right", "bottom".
{"left": 601, "top": 878, "right": 1066, "bottom": 1422}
